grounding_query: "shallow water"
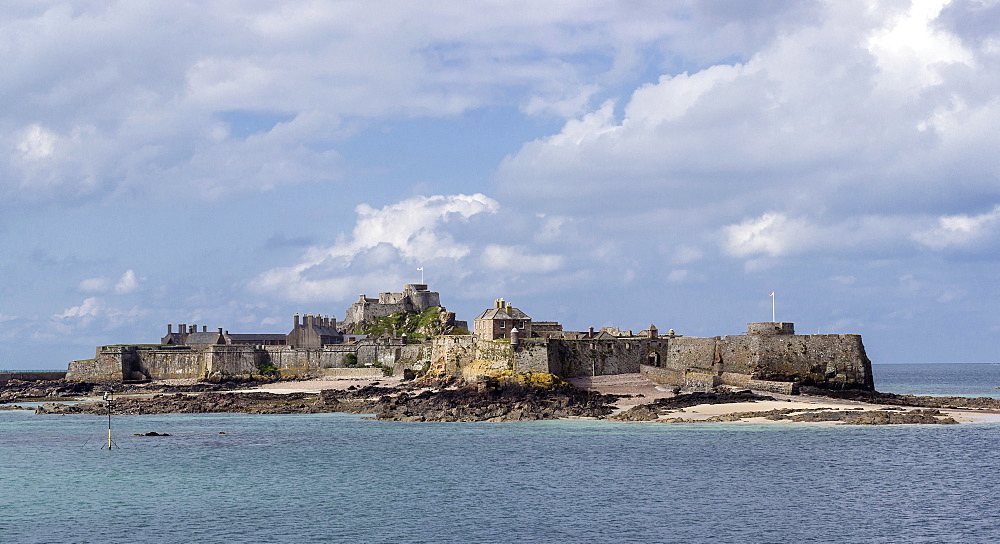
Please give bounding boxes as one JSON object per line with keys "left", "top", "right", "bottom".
{"left": 3, "top": 363, "right": 1000, "bottom": 543}
{"left": 2, "top": 410, "right": 1000, "bottom": 543}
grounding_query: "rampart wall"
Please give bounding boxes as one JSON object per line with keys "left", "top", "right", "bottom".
{"left": 547, "top": 339, "right": 645, "bottom": 377}
{"left": 65, "top": 324, "right": 873, "bottom": 393}
{"left": 344, "top": 302, "right": 410, "bottom": 326}
{"left": 67, "top": 341, "right": 418, "bottom": 382}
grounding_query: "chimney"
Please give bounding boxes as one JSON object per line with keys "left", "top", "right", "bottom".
{"left": 167, "top": 324, "right": 173, "bottom": 334}
{"left": 294, "top": 313, "right": 300, "bottom": 328}
{"left": 588, "top": 326, "right": 595, "bottom": 338}
{"left": 203, "top": 325, "right": 207, "bottom": 333}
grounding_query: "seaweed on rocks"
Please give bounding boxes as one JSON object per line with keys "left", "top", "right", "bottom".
{"left": 610, "top": 390, "right": 775, "bottom": 421}
{"left": 374, "top": 378, "right": 617, "bottom": 422}
{"left": 801, "top": 387, "right": 1000, "bottom": 410}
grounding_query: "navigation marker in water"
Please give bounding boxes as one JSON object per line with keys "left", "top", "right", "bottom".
{"left": 101, "top": 390, "right": 118, "bottom": 450}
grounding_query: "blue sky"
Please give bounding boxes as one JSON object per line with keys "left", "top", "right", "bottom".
{"left": 2, "top": 0, "right": 999, "bottom": 369}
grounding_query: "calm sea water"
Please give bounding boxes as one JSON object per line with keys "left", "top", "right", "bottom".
{"left": 873, "top": 362, "right": 1000, "bottom": 397}
{"left": 2, "top": 364, "right": 999, "bottom": 543}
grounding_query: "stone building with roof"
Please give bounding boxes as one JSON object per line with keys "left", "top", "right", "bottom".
{"left": 474, "top": 299, "right": 533, "bottom": 340}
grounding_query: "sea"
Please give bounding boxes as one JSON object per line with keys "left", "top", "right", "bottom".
{"left": 2, "top": 363, "right": 999, "bottom": 544}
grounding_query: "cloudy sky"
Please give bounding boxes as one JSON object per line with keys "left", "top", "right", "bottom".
{"left": 2, "top": 0, "right": 999, "bottom": 369}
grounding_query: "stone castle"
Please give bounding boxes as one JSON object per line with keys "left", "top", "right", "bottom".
{"left": 66, "top": 285, "right": 874, "bottom": 393}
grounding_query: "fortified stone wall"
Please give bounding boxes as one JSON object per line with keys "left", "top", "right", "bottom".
{"left": 429, "top": 335, "right": 477, "bottom": 374}
{"left": 747, "top": 322, "right": 795, "bottom": 336}
{"left": 67, "top": 351, "right": 125, "bottom": 382}
{"left": 639, "top": 364, "right": 685, "bottom": 386}
{"left": 204, "top": 346, "right": 268, "bottom": 378}
{"left": 406, "top": 290, "right": 441, "bottom": 312}
{"left": 647, "top": 329, "right": 873, "bottom": 391}
{"left": 344, "top": 284, "right": 442, "bottom": 327}
{"left": 660, "top": 337, "right": 718, "bottom": 373}
{"left": 70, "top": 342, "right": 412, "bottom": 382}
{"left": 547, "top": 339, "right": 645, "bottom": 377}
{"left": 513, "top": 340, "right": 554, "bottom": 373}
{"left": 386, "top": 344, "right": 434, "bottom": 374}
{"left": 66, "top": 322, "right": 874, "bottom": 392}
{"left": 344, "top": 302, "right": 410, "bottom": 326}
{"left": 264, "top": 345, "right": 354, "bottom": 375}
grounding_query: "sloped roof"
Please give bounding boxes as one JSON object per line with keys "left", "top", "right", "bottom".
{"left": 185, "top": 332, "right": 224, "bottom": 344}
{"left": 228, "top": 334, "right": 287, "bottom": 342}
{"left": 475, "top": 306, "right": 530, "bottom": 321}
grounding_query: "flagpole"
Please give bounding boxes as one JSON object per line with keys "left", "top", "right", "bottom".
{"left": 772, "top": 293, "right": 776, "bottom": 323}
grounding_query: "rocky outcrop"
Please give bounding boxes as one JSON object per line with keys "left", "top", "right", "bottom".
{"left": 1, "top": 377, "right": 286, "bottom": 404}
{"left": 700, "top": 407, "right": 958, "bottom": 424}
{"left": 611, "top": 389, "right": 961, "bottom": 425}
{"left": 611, "top": 390, "right": 775, "bottom": 421}
{"left": 32, "top": 373, "right": 619, "bottom": 422}
{"left": 0, "top": 379, "right": 98, "bottom": 403}
{"left": 374, "top": 382, "right": 616, "bottom": 422}
{"left": 803, "top": 388, "right": 1000, "bottom": 410}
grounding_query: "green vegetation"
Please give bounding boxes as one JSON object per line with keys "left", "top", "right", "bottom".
{"left": 355, "top": 306, "right": 455, "bottom": 338}
{"left": 344, "top": 353, "right": 359, "bottom": 367}
{"left": 255, "top": 361, "right": 279, "bottom": 377}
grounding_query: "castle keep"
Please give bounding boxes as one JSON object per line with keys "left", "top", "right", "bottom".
{"left": 65, "top": 287, "right": 874, "bottom": 393}
{"left": 343, "top": 284, "right": 443, "bottom": 328}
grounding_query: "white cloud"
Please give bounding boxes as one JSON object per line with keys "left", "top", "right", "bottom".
{"left": 56, "top": 297, "right": 103, "bottom": 319}
{"left": 0, "top": 2, "right": 744, "bottom": 206}
{"left": 253, "top": 194, "right": 499, "bottom": 302}
{"left": 867, "top": 0, "right": 974, "bottom": 93}
{"left": 77, "top": 269, "right": 141, "bottom": 294}
{"left": 79, "top": 277, "right": 110, "bottom": 293}
{"left": 53, "top": 296, "right": 146, "bottom": 331}
{"left": 114, "top": 269, "right": 139, "bottom": 294}
{"left": 480, "top": 245, "right": 563, "bottom": 273}
{"left": 665, "top": 269, "right": 690, "bottom": 283}
{"left": 722, "top": 213, "right": 812, "bottom": 258}
{"left": 16, "top": 124, "right": 57, "bottom": 160}
{"left": 912, "top": 205, "right": 1000, "bottom": 250}
{"left": 495, "top": 0, "right": 999, "bottom": 263}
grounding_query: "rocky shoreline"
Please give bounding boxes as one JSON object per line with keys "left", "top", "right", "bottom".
{"left": 4, "top": 374, "right": 998, "bottom": 424}
{"left": 611, "top": 392, "right": 960, "bottom": 424}
{"left": 29, "top": 376, "right": 619, "bottom": 422}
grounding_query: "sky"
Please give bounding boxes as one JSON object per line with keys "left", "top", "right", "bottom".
{"left": 2, "top": 0, "right": 999, "bottom": 369}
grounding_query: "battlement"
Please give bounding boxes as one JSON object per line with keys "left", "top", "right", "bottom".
{"left": 747, "top": 322, "right": 795, "bottom": 336}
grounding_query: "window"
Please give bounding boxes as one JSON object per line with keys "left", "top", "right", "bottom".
{"left": 499, "top": 320, "right": 506, "bottom": 328}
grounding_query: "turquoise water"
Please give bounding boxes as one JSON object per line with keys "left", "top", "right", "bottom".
{"left": 2, "top": 364, "right": 1000, "bottom": 543}
{"left": 2, "top": 412, "right": 1000, "bottom": 543}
